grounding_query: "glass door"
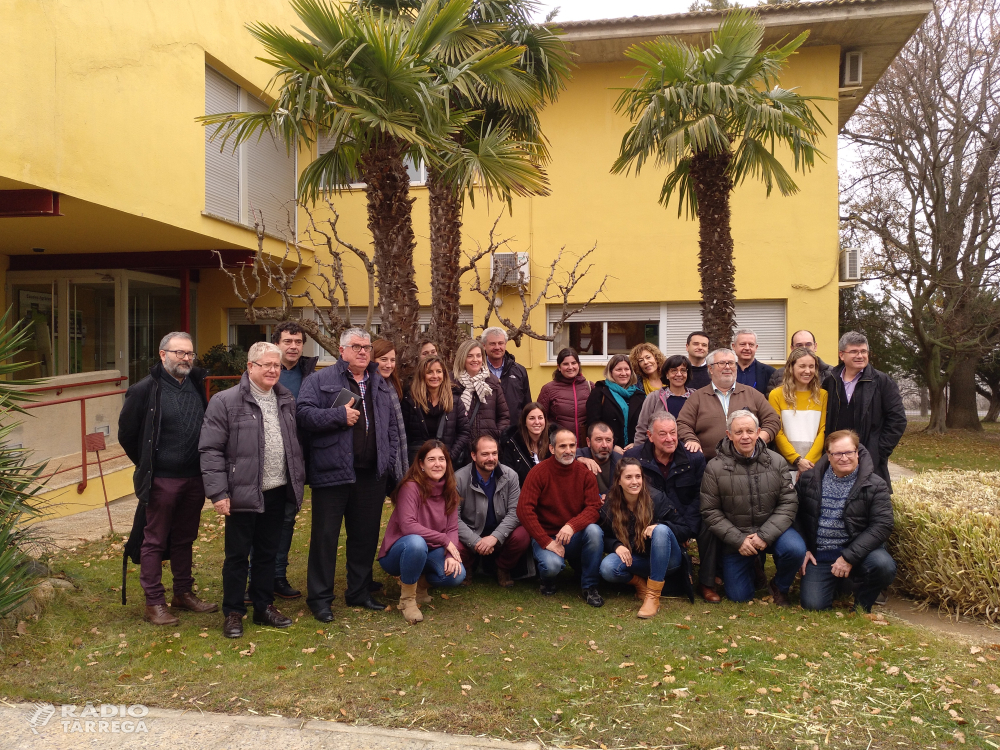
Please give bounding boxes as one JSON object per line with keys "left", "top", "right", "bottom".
{"left": 12, "top": 282, "right": 59, "bottom": 379}
{"left": 128, "top": 278, "right": 181, "bottom": 385}
{"left": 68, "top": 281, "right": 117, "bottom": 374}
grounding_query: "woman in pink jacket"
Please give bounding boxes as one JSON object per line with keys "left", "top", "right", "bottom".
{"left": 378, "top": 440, "right": 465, "bottom": 623}
{"left": 537, "top": 348, "right": 591, "bottom": 442}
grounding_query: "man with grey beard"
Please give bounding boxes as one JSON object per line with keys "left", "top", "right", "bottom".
{"left": 120, "top": 332, "right": 217, "bottom": 626}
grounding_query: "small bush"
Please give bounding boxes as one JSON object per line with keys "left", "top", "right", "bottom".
{"left": 889, "top": 471, "right": 1000, "bottom": 622}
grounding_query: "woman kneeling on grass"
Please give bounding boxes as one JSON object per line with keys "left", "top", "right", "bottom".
{"left": 378, "top": 440, "right": 466, "bottom": 623}
{"left": 599, "top": 458, "right": 684, "bottom": 618}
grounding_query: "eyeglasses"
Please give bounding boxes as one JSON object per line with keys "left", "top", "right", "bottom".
{"left": 829, "top": 450, "right": 858, "bottom": 459}
{"left": 250, "top": 361, "right": 281, "bottom": 372}
{"left": 346, "top": 344, "right": 373, "bottom": 353}
{"left": 164, "top": 350, "right": 196, "bottom": 360}
{"left": 843, "top": 349, "right": 869, "bottom": 356}
{"left": 710, "top": 362, "right": 736, "bottom": 369}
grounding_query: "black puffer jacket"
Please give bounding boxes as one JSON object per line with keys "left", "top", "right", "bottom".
{"left": 586, "top": 380, "right": 646, "bottom": 448}
{"left": 495, "top": 352, "right": 532, "bottom": 420}
{"left": 401, "top": 392, "right": 470, "bottom": 465}
{"left": 701, "top": 438, "right": 798, "bottom": 553}
{"left": 199, "top": 373, "right": 305, "bottom": 512}
{"left": 500, "top": 427, "right": 542, "bottom": 487}
{"left": 794, "top": 446, "right": 893, "bottom": 566}
{"left": 452, "top": 374, "right": 511, "bottom": 442}
{"left": 118, "top": 361, "right": 208, "bottom": 503}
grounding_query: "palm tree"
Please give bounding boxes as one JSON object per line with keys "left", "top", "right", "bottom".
{"left": 611, "top": 9, "right": 827, "bottom": 348}
{"left": 201, "top": 0, "right": 483, "bottom": 358}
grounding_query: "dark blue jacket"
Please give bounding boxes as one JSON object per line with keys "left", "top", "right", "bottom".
{"left": 297, "top": 359, "right": 400, "bottom": 487}
{"left": 737, "top": 359, "right": 777, "bottom": 397}
{"left": 624, "top": 440, "right": 705, "bottom": 544}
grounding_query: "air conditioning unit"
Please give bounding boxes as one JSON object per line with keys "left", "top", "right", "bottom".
{"left": 842, "top": 51, "right": 863, "bottom": 87}
{"left": 491, "top": 252, "right": 530, "bottom": 287}
{"left": 840, "top": 247, "right": 861, "bottom": 282}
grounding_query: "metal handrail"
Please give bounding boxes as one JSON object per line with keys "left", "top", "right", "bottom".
{"left": 25, "top": 375, "right": 128, "bottom": 397}
{"left": 204, "top": 375, "right": 242, "bottom": 401}
{"left": 24, "top": 387, "right": 129, "bottom": 494}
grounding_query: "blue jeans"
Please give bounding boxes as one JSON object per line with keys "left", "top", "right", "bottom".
{"left": 531, "top": 524, "right": 604, "bottom": 589}
{"left": 800, "top": 546, "right": 896, "bottom": 612}
{"left": 599, "top": 525, "right": 682, "bottom": 583}
{"left": 722, "top": 528, "right": 806, "bottom": 603}
{"left": 378, "top": 535, "right": 466, "bottom": 587}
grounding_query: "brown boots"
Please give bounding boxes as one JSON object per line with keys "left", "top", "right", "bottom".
{"left": 415, "top": 575, "right": 433, "bottom": 605}
{"left": 637, "top": 579, "right": 665, "bottom": 619}
{"left": 628, "top": 575, "right": 649, "bottom": 601}
{"left": 398, "top": 582, "right": 423, "bottom": 624}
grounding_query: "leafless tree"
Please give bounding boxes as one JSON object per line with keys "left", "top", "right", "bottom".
{"left": 464, "top": 218, "right": 608, "bottom": 346}
{"left": 840, "top": 0, "right": 1000, "bottom": 432}
{"left": 215, "top": 200, "right": 376, "bottom": 356}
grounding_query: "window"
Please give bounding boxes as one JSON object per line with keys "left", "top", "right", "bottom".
{"left": 548, "top": 304, "right": 659, "bottom": 362}
{"left": 204, "top": 65, "right": 297, "bottom": 236}
{"left": 316, "top": 132, "right": 427, "bottom": 187}
{"left": 661, "top": 301, "right": 786, "bottom": 360}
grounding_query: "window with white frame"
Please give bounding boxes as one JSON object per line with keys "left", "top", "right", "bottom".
{"left": 316, "top": 131, "right": 427, "bottom": 187}
{"left": 548, "top": 300, "right": 787, "bottom": 363}
{"left": 204, "top": 65, "right": 297, "bottom": 236}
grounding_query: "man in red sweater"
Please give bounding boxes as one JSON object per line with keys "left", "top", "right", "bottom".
{"left": 517, "top": 428, "right": 605, "bottom": 606}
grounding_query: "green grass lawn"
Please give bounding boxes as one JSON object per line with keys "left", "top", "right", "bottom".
{"left": 4, "top": 501, "right": 1000, "bottom": 749}
{"left": 893, "top": 420, "right": 1000, "bottom": 472}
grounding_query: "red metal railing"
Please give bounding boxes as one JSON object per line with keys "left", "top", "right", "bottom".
{"left": 23, "top": 376, "right": 129, "bottom": 494}
{"left": 204, "top": 375, "right": 241, "bottom": 401}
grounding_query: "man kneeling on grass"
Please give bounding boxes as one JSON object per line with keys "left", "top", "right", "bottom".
{"left": 455, "top": 435, "right": 531, "bottom": 588}
{"left": 516, "top": 428, "right": 605, "bottom": 606}
{"left": 200, "top": 342, "right": 305, "bottom": 638}
{"left": 795, "top": 430, "right": 896, "bottom": 612}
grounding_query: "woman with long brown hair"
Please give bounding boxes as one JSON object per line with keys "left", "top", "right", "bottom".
{"left": 372, "top": 338, "right": 408, "bottom": 487}
{"left": 402, "top": 354, "right": 470, "bottom": 465}
{"left": 768, "top": 347, "right": 828, "bottom": 473}
{"left": 378, "top": 441, "right": 466, "bottom": 623}
{"left": 500, "top": 402, "right": 551, "bottom": 487}
{"left": 598, "top": 458, "right": 684, "bottom": 618}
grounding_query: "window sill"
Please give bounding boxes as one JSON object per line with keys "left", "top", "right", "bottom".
{"left": 201, "top": 211, "right": 293, "bottom": 242}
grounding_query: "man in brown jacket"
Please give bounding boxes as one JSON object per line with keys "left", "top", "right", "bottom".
{"left": 676, "top": 348, "right": 781, "bottom": 602}
{"left": 676, "top": 349, "right": 781, "bottom": 460}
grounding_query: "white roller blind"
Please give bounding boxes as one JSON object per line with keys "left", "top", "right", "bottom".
{"left": 547, "top": 303, "right": 659, "bottom": 323}
{"left": 205, "top": 66, "right": 240, "bottom": 222}
{"left": 244, "top": 94, "right": 297, "bottom": 236}
{"left": 663, "top": 302, "right": 703, "bottom": 355}
{"left": 734, "top": 300, "right": 786, "bottom": 361}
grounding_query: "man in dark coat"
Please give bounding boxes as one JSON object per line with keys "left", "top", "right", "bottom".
{"left": 767, "top": 329, "right": 833, "bottom": 391}
{"left": 297, "top": 327, "right": 400, "bottom": 622}
{"left": 118, "top": 332, "right": 217, "bottom": 626}
{"left": 823, "top": 331, "right": 907, "bottom": 492}
{"left": 482, "top": 327, "right": 532, "bottom": 421}
{"left": 267, "top": 320, "right": 318, "bottom": 600}
{"left": 732, "top": 329, "right": 777, "bottom": 396}
{"left": 200, "top": 342, "right": 306, "bottom": 638}
{"left": 575, "top": 422, "right": 623, "bottom": 497}
{"left": 796, "top": 432, "right": 896, "bottom": 612}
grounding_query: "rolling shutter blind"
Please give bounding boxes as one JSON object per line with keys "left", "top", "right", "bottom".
{"left": 734, "top": 300, "right": 786, "bottom": 361}
{"left": 244, "top": 94, "right": 297, "bottom": 236}
{"left": 547, "top": 303, "right": 659, "bottom": 324}
{"left": 205, "top": 66, "right": 240, "bottom": 222}
{"left": 663, "top": 303, "right": 703, "bottom": 355}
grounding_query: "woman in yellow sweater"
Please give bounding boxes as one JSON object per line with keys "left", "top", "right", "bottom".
{"left": 768, "top": 348, "right": 828, "bottom": 473}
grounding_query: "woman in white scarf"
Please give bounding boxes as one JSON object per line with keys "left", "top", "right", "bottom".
{"left": 452, "top": 338, "right": 511, "bottom": 443}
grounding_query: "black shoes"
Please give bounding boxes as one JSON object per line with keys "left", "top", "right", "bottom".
{"left": 581, "top": 587, "right": 604, "bottom": 608}
{"left": 252, "top": 604, "right": 292, "bottom": 628}
{"left": 312, "top": 608, "right": 334, "bottom": 623}
{"left": 243, "top": 587, "right": 252, "bottom": 605}
{"left": 345, "top": 595, "right": 388, "bottom": 611}
{"left": 369, "top": 580, "right": 384, "bottom": 592}
{"left": 539, "top": 581, "right": 558, "bottom": 596}
{"left": 274, "top": 577, "right": 302, "bottom": 599}
{"left": 223, "top": 612, "right": 244, "bottom": 639}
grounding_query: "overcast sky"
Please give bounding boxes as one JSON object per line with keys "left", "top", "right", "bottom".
{"left": 535, "top": 0, "right": 693, "bottom": 22}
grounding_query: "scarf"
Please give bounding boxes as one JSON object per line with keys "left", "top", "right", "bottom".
{"left": 458, "top": 370, "right": 493, "bottom": 412}
{"left": 605, "top": 380, "right": 642, "bottom": 444}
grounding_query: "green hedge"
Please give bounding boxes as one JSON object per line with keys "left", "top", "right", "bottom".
{"left": 889, "top": 471, "right": 1000, "bottom": 622}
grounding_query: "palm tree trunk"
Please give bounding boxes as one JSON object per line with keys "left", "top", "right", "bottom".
{"left": 690, "top": 151, "right": 737, "bottom": 350}
{"left": 427, "top": 167, "right": 465, "bottom": 366}
{"left": 361, "top": 137, "right": 421, "bottom": 365}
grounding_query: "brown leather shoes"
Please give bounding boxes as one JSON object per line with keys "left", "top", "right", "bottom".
{"left": 170, "top": 591, "right": 219, "bottom": 613}
{"left": 144, "top": 604, "right": 179, "bottom": 626}
{"left": 767, "top": 579, "right": 791, "bottom": 607}
{"left": 223, "top": 612, "right": 244, "bottom": 639}
{"left": 698, "top": 584, "right": 721, "bottom": 603}
{"left": 497, "top": 568, "right": 514, "bottom": 589}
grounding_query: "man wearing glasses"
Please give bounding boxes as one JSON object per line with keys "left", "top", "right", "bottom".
{"left": 795, "top": 430, "right": 896, "bottom": 612}
{"left": 297, "top": 327, "right": 400, "bottom": 621}
{"left": 823, "top": 332, "right": 907, "bottom": 492}
{"left": 676, "top": 348, "right": 781, "bottom": 602}
{"left": 119, "top": 332, "right": 217, "bottom": 626}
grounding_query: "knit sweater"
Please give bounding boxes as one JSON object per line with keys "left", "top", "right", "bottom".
{"left": 515, "top": 458, "right": 601, "bottom": 548}
{"left": 249, "top": 379, "right": 288, "bottom": 491}
{"left": 817, "top": 466, "right": 856, "bottom": 561}
{"left": 155, "top": 372, "right": 205, "bottom": 478}
{"left": 768, "top": 388, "right": 829, "bottom": 467}
{"left": 379, "top": 479, "right": 460, "bottom": 556}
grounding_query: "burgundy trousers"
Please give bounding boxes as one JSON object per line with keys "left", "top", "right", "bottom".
{"left": 459, "top": 525, "right": 531, "bottom": 572}
{"left": 140, "top": 476, "right": 206, "bottom": 605}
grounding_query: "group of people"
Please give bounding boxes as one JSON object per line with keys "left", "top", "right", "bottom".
{"left": 119, "top": 321, "right": 907, "bottom": 637}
